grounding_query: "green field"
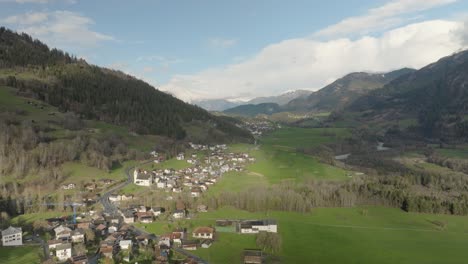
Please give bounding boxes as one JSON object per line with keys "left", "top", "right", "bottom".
{"left": 140, "top": 206, "right": 468, "bottom": 264}
{"left": 0, "top": 246, "right": 42, "bottom": 264}
{"left": 11, "top": 211, "right": 73, "bottom": 225}
{"left": 206, "top": 171, "right": 268, "bottom": 195}
{"left": 61, "top": 162, "right": 127, "bottom": 184}
{"left": 436, "top": 148, "right": 468, "bottom": 159}
{"left": 248, "top": 146, "right": 347, "bottom": 183}
{"left": 141, "top": 158, "right": 192, "bottom": 171}
{"left": 260, "top": 127, "right": 350, "bottom": 149}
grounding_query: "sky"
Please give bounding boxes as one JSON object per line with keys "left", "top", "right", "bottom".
{"left": 1, "top": 0, "right": 468, "bottom": 102}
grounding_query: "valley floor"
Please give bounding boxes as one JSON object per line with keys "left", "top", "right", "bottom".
{"left": 139, "top": 206, "right": 468, "bottom": 264}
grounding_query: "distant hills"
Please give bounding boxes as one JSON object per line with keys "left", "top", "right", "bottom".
{"left": 0, "top": 27, "right": 252, "bottom": 143}
{"left": 286, "top": 68, "right": 415, "bottom": 112}
{"left": 192, "top": 99, "right": 242, "bottom": 112}
{"left": 247, "top": 90, "right": 312, "bottom": 105}
{"left": 221, "top": 68, "right": 415, "bottom": 117}
{"left": 194, "top": 89, "right": 312, "bottom": 111}
{"left": 223, "top": 103, "right": 282, "bottom": 117}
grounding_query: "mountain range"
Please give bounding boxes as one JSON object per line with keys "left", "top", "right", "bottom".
{"left": 194, "top": 89, "right": 312, "bottom": 111}
{"left": 286, "top": 68, "right": 416, "bottom": 112}
{"left": 221, "top": 68, "right": 416, "bottom": 117}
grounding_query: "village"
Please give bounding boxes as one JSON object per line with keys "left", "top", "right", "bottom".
{"left": 1, "top": 142, "right": 278, "bottom": 264}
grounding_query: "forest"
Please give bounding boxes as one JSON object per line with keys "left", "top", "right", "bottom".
{"left": 0, "top": 27, "right": 252, "bottom": 142}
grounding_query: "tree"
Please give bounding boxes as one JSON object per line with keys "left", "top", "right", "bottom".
{"left": 85, "top": 229, "right": 95, "bottom": 243}
{"left": 32, "top": 219, "right": 48, "bottom": 233}
{"left": 256, "top": 232, "right": 282, "bottom": 253}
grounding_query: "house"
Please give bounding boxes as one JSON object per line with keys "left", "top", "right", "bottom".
{"left": 72, "top": 255, "right": 89, "bottom": 264}
{"left": 136, "top": 235, "right": 149, "bottom": 246}
{"left": 108, "top": 224, "right": 118, "bottom": 234}
{"left": 2, "top": 226, "right": 22, "bottom": 246}
{"left": 190, "top": 187, "right": 202, "bottom": 198}
{"left": 95, "top": 224, "right": 107, "bottom": 236}
{"left": 243, "top": 249, "right": 262, "bottom": 264}
{"left": 172, "top": 210, "right": 185, "bottom": 219}
{"left": 121, "top": 194, "right": 134, "bottom": 201}
{"left": 119, "top": 240, "right": 132, "bottom": 250}
{"left": 137, "top": 205, "right": 147, "bottom": 213}
{"left": 156, "top": 181, "right": 166, "bottom": 188}
{"left": 177, "top": 153, "right": 185, "bottom": 160}
{"left": 192, "top": 227, "right": 215, "bottom": 239}
{"left": 55, "top": 243, "right": 72, "bottom": 261}
{"left": 54, "top": 225, "right": 72, "bottom": 240}
{"left": 100, "top": 247, "right": 113, "bottom": 259}
{"left": 136, "top": 212, "right": 153, "bottom": 223}
{"left": 84, "top": 183, "right": 96, "bottom": 191}
{"left": 158, "top": 235, "right": 171, "bottom": 248}
{"left": 181, "top": 240, "right": 198, "bottom": 250}
{"left": 134, "top": 170, "right": 153, "bottom": 186}
{"left": 122, "top": 211, "right": 135, "bottom": 224}
{"left": 106, "top": 215, "right": 120, "bottom": 224}
{"left": 76, "top": 222, "right": 91, "bottom": 230}
{"left": 201, "top": 240, "right": 213, "bottom": 248}
{"left": 48, "top": 239, "right": 63, "bottom": 250}
{"left": 149, "top": 207, "right": 163, "bottom": 217}
{"left": 108, "top": 194, "right": 121, "bottom": 202}
{"left": 71, "top": 229, "right": 85, "bottom": 243}
{"left": 239, "top": 220, "right": 277, "bottom": 234}
{"left": 171, "top": 233, "right": 182, "bottom": 245}
{"left": 61, "top": 183, "right": 76, "bottom": 190}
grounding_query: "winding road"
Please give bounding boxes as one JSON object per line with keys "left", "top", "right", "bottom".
{"left": 97, "top": 161, "right": 208, "bottom": 264}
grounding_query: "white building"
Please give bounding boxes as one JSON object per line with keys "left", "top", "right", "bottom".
{"left": 192, "top": 227, "right": 214, "bottom": 239}
{"left": 176, "top": 153, "right": 185, "bottom": 160}
{"left": 134, "top": 170, "right": 153, "bottom": 186}
{"left": 54, "top": 225, "right": 72, "bottom": 240}
{"left": 71, "top": 229, "right": 85, "bottom": 243}
{"left": 119, "top": 240, "right": 132, "bottom": 250}
{"left": 240, "top": 219, "right": 277, "bottom": 234}
{"left": 172, "top": 210, "right": 185, "bottom": 219}
{"left": 55, "top": 243, "right": 72, "bottom": 261}
{"left": 2, "top": 226, "right": 22, "bottom": 246}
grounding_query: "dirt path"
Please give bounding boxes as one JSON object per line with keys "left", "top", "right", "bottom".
{"left": 248, "top": 171, "right": 265, "bottom": 177}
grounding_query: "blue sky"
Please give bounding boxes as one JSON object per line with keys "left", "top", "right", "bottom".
{"left": 1, "top": 0, "right": 468, "bottom": 101}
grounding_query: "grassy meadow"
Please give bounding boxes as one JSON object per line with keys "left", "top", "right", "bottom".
{"left": 139, "top": 206, "right": 468, "bottom": 264}
{"left": 0, "top": 246, "right": 41, "bottom": 264}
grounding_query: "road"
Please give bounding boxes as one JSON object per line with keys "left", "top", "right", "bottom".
{"left": 97, "top": 160, "right": 209, "bottom": 264}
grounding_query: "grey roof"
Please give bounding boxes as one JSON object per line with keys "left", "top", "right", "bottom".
{"left": 2, "top": 226, "right": 21, "bottom": 236}
{"left": 137, "top": 173, "right": 151, "bottom": 180}
{"left": 56, "top": 243, "right": 72, "bottom": 250}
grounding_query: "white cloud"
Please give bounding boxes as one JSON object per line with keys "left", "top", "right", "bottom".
{"left": 208, "top": 37, "right": 237, "bottom": 49}
{"left": 136, "top": 55, "right": 183, "bottom": 67}
{"left": 315, "top": 0, "right": 457, "bottom": 38}
{"left": 1, "top": 11, "right": 49, "bottom": 25}
{"left": 160, "top": 20, "right": 466, "bottom": 102}
{"left": 143, "top": 66, "right": 154, "bottom": 73}
{"left": 2, "top": 11, "right": 114, "bottom": 49}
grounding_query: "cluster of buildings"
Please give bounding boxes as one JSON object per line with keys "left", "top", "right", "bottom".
{"left": 156, "top": 225, "right": 215, "bottom": 260}
{"left": 133, "top": 144, "right": 255, "bottom": 200}
{"left": 240, "top": 120, "right": 277, "bottom": 136}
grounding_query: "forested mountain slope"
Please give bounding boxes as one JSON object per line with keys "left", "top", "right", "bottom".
{"left": 0, "top": 27, "right": 252, "bottom": 142}
{"left": 287, "top": 68, "right": 415, "bottom": 112}
{"left": 348, "top": 50, "right": 468, "bottom": 138}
